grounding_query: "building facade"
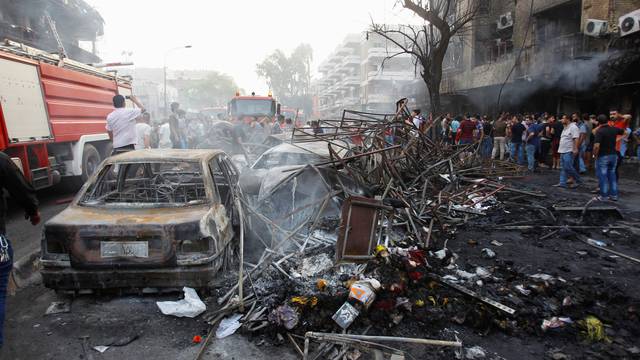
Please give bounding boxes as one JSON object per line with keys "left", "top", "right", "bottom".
{"left": 315, "top": 33, "right": 423, "bottom": 118}
{"left": 440, "top": 0, "right": 640, "bottom": 123}
{"left": 0, "top": 0, "right": 103, "bottom": 63}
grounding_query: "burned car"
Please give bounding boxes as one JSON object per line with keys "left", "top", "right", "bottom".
{"left": 41, "top": 149, "right": 243, "bottom": 290}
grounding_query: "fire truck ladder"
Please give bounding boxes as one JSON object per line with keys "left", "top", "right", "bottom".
{"left": 44, "top": 11, "right": 67, "bottom": 64}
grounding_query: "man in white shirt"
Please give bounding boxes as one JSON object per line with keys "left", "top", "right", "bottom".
{"left": 135, "top": 113, "right": 152, "bottom": 150}
{"left": 106, "top": 95, "right": 146, "bottom": 154}
{"left": 158, "top": 120, "right": 172, "bottom": 149}
{"left": 554, "top": 114, "right": 582, "bottom": 188}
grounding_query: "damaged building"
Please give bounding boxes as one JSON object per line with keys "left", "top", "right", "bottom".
{"left": 0, "top": 0, "right": 103, "bottom": 63}
{"left": 432, "top": 0, "right": 640, "bottom": 125}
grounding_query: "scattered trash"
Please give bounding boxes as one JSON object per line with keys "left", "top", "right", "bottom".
{"left": 216, "top": 314, "right": 243, "bottom": 339}
{"left": 332, "top": 302, "right": 360, "bottom": 329}
{"left": 93, "top": 346, "right": 109, "bottom": 353}
{"left": 541, "top": 317, "right": 573, "bottom": 331}
{"left": 481, "top": 248, "right": 496, "bottom": 259}
{"left": 434, "top": 249, "right": 448, "bottom": 259}
{"left": 268, "top": 305, "right": 299, "bottom": 330}
{"left": 349, "top": 279, "right": 380, "bottom": 308}
{"left": 514, "top": 285, "right": 531, "bottom": 296}
{"left": 490, "top": 240, "right": 503, "bottom": 247}
{"left": 316, "top": 279, "right": 328, "bottom": 291}
{"left": 299, "top": 253, "right": 333, "bottom": 277}
{"left": 586, "top": 238, "right": 607, "bottom": 247}
{"left": 192, "top": 335, "right": 202, "bottom": 344}
{"left": 475, "top": 267, "right": 491, "bottom": 278}
{"left": 576, "top": 250, "right": 588, "bottom": 256}
{"left": 156, "top": 287, "right": 206, "bottom": 318}
{"left": 465, "top": 345, "right": 486, "bottom": 359}
{"left": 45, "top": 301, "right": 70, "bottom": 315}
{"left": 578, "top": 315, "right": 609, "bottom": 342}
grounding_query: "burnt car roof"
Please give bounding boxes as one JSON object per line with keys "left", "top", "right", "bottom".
{"left": 106, "top": 149, "right": 226, "bottom": 163}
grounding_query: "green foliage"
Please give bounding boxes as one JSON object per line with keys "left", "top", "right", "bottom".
{"left": 256, "top": 43, "right": 313, "bottom": 111}
{"left": 174, "top": 71, "right": 239, "bottom": 110}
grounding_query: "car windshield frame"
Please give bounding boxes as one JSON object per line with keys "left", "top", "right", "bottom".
{"left": 232, "top": 99, "right": 275, "bottom": 117}
{"left": 78, "top": 160, "right": 211, "bottom": 208}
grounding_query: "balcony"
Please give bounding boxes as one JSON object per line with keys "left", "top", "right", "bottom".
{"left": 341, "top": 75, "right": 360, "bottom": 86}
{"left": 342, "top": 55, "right": 360, "bottom": 67}
{"left": 365, "top": 94, "right": 395, "bottom": 104}
{"left": 363, "top": 70, "right": 416, "bottom": 83}
{"left": 365, "top": 47, "right": 411, "bottom": 62}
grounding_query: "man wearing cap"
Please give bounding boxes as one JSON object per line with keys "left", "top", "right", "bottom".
{"left": 106, "top": 95, "right": 146, "bottom": 154}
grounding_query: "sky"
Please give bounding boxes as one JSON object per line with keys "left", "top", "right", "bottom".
{"left": 85, "top": 0, "right": 420, "bottom": 94}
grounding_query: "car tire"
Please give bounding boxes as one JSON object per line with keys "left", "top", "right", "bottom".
{"left": 81, "top": 144, "right": 101, "bottom": 182}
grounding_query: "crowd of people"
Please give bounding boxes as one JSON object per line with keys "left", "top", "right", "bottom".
{"left": 410, "top": 109, "right": 637, "bottom": 202}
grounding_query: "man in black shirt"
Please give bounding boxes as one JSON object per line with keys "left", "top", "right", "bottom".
{"left": 0, "top": 152, "right": 40, "bottom": 348}
{"left": 593, "top": 114, "right": 625, "bottom": 201}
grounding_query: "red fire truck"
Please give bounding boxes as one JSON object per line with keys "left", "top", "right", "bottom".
{"left": 0, "top": 41, "right": 133, "bottom": 189}
{"left": 227, "top": 91, "right": 280, "bottom": 122}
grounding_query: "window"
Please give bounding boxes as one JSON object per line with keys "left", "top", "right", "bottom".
{"left": 81, "top": 161, "right": 207, "bottom": 206}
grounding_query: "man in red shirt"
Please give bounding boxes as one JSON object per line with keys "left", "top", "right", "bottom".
{"left": 458, "top": 115, "right": 476, "bottom": 145}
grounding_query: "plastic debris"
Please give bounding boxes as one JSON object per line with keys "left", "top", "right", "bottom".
{"left": 541, "top": 317, "right": 573, "bottom": 331}
{"left": 216, "top": 313, "right": 243, "bottom": 339}
{"left": 578, "top": 315, "right": 609, "bottom": 342}
{"left": 192, "top": 335, "right": 202, "bottom": 344}
{"left": 586, "top": 238, "right": 607, "bottom": 247}
{"left": 514, "top": 285, "right": 531, "bottom": 296}
{"left": 316, "top": 279, "right": 327, "bottom": 291}
{"left": 156, "top": 287, "right": 206, "bottom": 318}
{"left": 456, "top": 269, "right": 476, "bottom": 280}
{"left": 291, "top": 296, "right": 318, "bottom": 307}
{"left": 475, "top": 267, "right": 491, "bottom": 278}
{"left": 481, "top": 248, "right": 496, "bottom": 259}
{"left": 348, "top": 279, "right": 381, "bottom": 308}
{"left": 45, "top": 301, "right": 71, "bottom": 315}
{"left": 490, "top": 240, "right": 503, "bottom": 247}
{"left": 93, "top": 346, "right": 109, "bottom": 353}
{"left": 434, "top": 249, "right": 448, "bottom": 259}
{"left": 268, "top": 305, "right": 299, "bottom": 330}
{"left": 465, "top": 345, "right": 486, "bottom": 359}
{"left": 332, "top": 302, "right": 360, "bottom": 329}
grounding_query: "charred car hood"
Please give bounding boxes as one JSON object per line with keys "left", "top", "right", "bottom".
{"left": 46, "top": 204, "right": 210, "bottom": 227}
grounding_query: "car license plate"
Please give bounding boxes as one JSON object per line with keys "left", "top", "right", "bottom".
{"left": 100, "top": 241, "right": 149, "bottom": 258}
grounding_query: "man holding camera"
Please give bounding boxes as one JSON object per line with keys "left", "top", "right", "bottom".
{"left": 106, "top": 95, "right": 146, "bottom": 154}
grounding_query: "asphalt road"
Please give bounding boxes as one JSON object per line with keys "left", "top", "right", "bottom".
{"left": 1, "top": 183, "right": 297, "bottom": 360}
{"left": 5, "top": 184, "right": 76, "bottom": 262}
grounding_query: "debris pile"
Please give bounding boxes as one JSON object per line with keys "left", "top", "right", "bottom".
{"left": 204, "top": 101, "right": 640, "bottom": 359}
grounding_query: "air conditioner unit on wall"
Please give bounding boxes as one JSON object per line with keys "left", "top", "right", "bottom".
{"left": 584, "top": 19, "right": 608, "bottom": 37}
{"left": 497, "top": 12, "right": 513, "bottom": 30}
{"left": 619, "top": 9, "right": 640, "bottom": 37}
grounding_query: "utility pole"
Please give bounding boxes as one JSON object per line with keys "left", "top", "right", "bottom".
{"left": 163, "top": 45, "right": 192, "bottom": 117}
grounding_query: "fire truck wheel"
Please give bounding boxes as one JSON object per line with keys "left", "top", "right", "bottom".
{"left": 81, "top": 144, "right": 101, "bottom": 182}
{"left": 102, "top": 143, "right": 113, "bottom": 158}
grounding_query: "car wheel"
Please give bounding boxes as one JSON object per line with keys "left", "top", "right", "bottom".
{"left": 82, "top": 144, "right": 101, "bottom": 182}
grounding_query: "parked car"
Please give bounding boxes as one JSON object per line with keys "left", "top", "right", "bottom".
{"left": 41, "top": 149, "right": 243, "bottom": 290}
